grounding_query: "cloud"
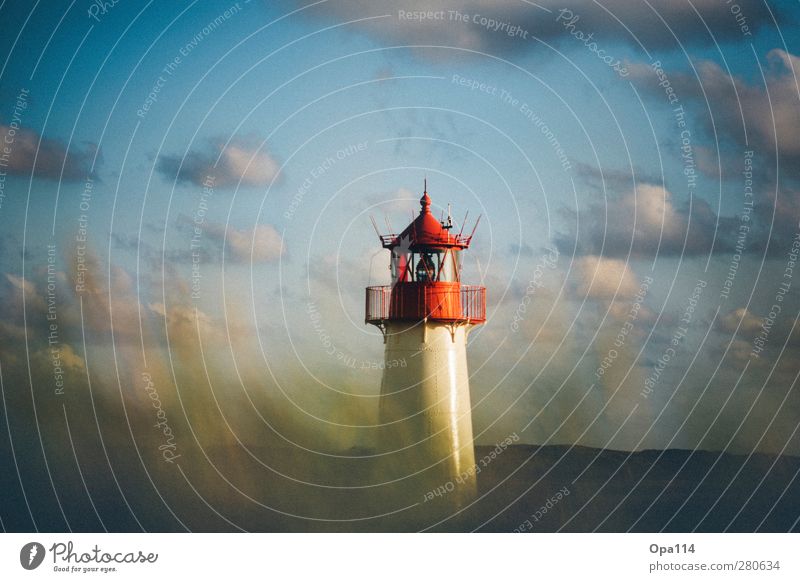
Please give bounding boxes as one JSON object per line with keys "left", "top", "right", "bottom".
{"left": 717, "top": 305, "right": 800, "bottom": 349}
{"left": 626, "top": 50, "right": 800, "bottom": 253}
{"left": 628, "top": 49, "right": 800, "bottom": 178}
{"left": 751, "top": 184, "right": 800, "bottom": 255}
{"left": 0, "top": 124, "right": 96, "bottom": 181}
{"left": 573, "top": 162, "right": 659, "bottom": 196}
{"left": 157, "top": 137, "right": 280, "bottom": 188}
{"left": 32, "top": 343, "right": 85, "bottom": 374}
{"left": 203, "top": 221, "right": 285, "bottom": 263}
{"left": 174, "top": 215, "right": 285, "bottom": 263}
{"left": 570, "top": 255, "right": 640, "bottom": 300}
{"left": 718, "top": 307, "right": 764, "bottom": 337}
{"left": 286, "top": 0, "right": 783, "bottom": 58}
{"left": 148, "top": 301, "right": 220, "bottom": 343}
{"left": 0, "top": 275, "right": 41, "bottom": 363}
{"left": 78, "top": 266, "right": 143, "bottom": 342}
{"left": 558, "top": 182, "right": 729, "bottom": 257}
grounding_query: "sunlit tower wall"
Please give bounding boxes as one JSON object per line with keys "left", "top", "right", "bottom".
{"left": 366, "top": 186, "right": 486, "bottom": 510}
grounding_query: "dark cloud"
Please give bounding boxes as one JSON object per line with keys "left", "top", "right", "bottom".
{"left": 157, "top": 136, "right": 279, "bottom": 188}
{"left": 717, "top": 306, "right": 765, "bottom": 338}
{"left": 718, "top": 305, "right": 800, "bottom": 347}
{"left": 628, "top": 50, "right": 800, "bottom": 179}
{"left": 0, "top": 272, "right": 42, "bottom": 329}
{"left": 573, "top": 161, "right": 660, "bottom": 196}
{"left": 284, "top": 0, "right": 784, "bottom": 58}
{"left": 556, "top": 181, "right": 735, "bottom": 257}
{"left": 628, "top": 50, "right": 800, "bottom": 255}
{"left": 112, "top": 230, "right": 213, "bottom": 267}
{"left": 749, "top": 184, "right": 800, "bottom": 255}
{"left": 0, "top": 124, "right": 97, "bottom": 181}
{"left": 174, "top": 215, "right": 285, "bottom": 263}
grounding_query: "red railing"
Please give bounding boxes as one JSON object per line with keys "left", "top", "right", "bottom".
{"left": 379, "top": 233, "right": 474, "bottom": 248}
{"left": 365, "top": 284, "right": 485, "bottom": 324}
{"left": 365, "top": 285, "right": 392, "bottom": 323}
{"left": 459, "top": 285, "right": 486, "bottom": 322}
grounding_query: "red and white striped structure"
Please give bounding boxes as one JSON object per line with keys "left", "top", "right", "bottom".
{"left": 366, "top": 184, "right": 486, "bottom": 508}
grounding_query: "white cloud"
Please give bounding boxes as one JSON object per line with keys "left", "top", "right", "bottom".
{"left": 158, "top": 137, "right": 280, "bottom": 188}
{"left": 220, "top": 144, "right": 280, "bottom": 187}
{"left": 203, "top": 222, "right": 285, "bottom": 262}
{"left": 0, "top": 124, "right": 96, "bottom": 181}
{"left": 571, "top": 255, "right": 640, "bottom": 300}
{"left": 559, "top": 182, "right": 724, "bottom": 257}
{"left": 290, "top": 0, "right": 780, "bottom": 58}
{"left": 718, "top": 307, "right": 763, "bottom": 336}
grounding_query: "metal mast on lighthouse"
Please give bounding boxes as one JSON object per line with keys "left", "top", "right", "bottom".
{"left": 366, "top": 182, "right": 486, "bottom": 510}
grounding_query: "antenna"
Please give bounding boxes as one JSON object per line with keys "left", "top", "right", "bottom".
{"left": 370, "top": 215, "right": 382, "bottom": 238}
{"left": 424, "top": 177, "right": 427, "bottom": 194}
{"left": 457, "top": 211, "right": 469, "bottom": 237}
{"left": 384, "top": 214, "right": 394, "bottom": 234}
{"left": 442, "top": 203, "right": 453, "bottom": 229}
{"left": 467, "top": 214, "right": 482, "bottom": 242}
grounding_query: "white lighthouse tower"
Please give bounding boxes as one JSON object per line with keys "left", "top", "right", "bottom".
{"left": 366, "top": 184, "right": 486, "bottom": 510}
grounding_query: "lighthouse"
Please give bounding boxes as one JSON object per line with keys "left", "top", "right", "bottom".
{"left": 366, "top": 183, "right": 486, "bottom": 510}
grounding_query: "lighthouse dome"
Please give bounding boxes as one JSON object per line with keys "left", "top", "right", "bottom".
{"left": 393, "top": 191, "right": 468, "bottom": 250}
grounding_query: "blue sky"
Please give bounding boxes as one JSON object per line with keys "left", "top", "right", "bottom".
{"left": 1, "top": 0, "right": 800, "bottom": 487}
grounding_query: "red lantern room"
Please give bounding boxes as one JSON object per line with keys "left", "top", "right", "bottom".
{"left": 366, "top": 183, "right": 486, "bottom": 330}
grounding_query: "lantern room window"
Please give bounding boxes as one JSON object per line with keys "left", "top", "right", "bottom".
{"left": 439, "top": 249, "right": 460, "bottom": 282}
{"left": 415, "top": 252, "right": 435, "bottom": 282}
{"left": 390, "top": 250, "right": 408, "bottom": 282}
{"left": 391, "top": 249, "right": 461, "bottom": 283}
